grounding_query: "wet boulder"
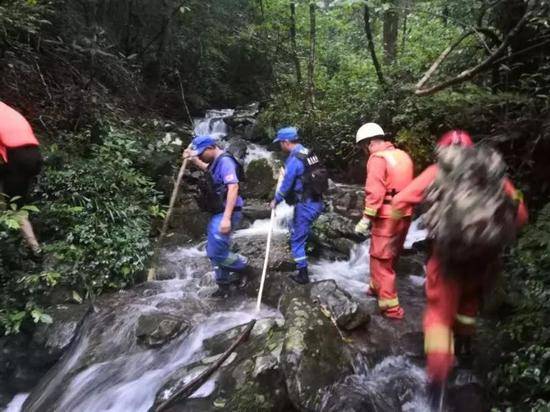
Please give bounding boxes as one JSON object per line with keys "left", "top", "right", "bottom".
{"left": 280, "top": 293, "right": 354, "bottom": 411}
{"left": 136, "top": 311, "right": 189, "bottom": 348}
{"left": 310, "top": 280, "right": 369, "bottom": 331}
{"left": 241, "top": 159, "right": 276, "bottom": 200}
{"left": 312, "top": 212, "right": 363, "bottom": 256}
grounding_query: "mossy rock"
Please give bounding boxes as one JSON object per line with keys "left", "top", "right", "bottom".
{"left": 242, "top": 159, "right": 276, "bottom": 200}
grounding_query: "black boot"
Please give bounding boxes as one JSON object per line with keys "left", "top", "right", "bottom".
{"left": 211, "top": 283, "right": 231, "bottom": 298}
{"left": 427, "top": 380, "right": 446, "bottom": 412}
{"left": 290, "top": 267, "right": 310, "bottom": 285}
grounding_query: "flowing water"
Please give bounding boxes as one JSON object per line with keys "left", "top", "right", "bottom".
{"left": 7, "top": 110, "right": 435, "bottom": 412}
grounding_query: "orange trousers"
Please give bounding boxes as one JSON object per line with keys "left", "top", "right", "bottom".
{"left": 424, "top": 254, "right": 484, "bottom": 382}
{"left": 369, "top": 217, "right": 411, "bottom": 316}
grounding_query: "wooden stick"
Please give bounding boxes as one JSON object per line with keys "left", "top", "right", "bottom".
{"left": 153, "top": 319, "right": 256, "bottom": 412}
{"left": 147, "top": 155, "right": 189, "bottom": 281}
{"left": 255, "top": 169, "right": 284, "bottom": 312}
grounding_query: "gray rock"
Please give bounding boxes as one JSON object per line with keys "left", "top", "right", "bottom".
{"left": 310, "top": 280, "right": 369, "bottom": 331}
{"left": 135, "top": 311, "right": 188, "bottom": 348}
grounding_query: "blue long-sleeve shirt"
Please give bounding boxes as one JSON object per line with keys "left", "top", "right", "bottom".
{"left": 275, "top": 144, "right": 309, "bottom": 204}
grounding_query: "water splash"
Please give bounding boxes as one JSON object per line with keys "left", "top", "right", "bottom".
{"left": 234, "top": 202, "right": 294, "bottom": 238}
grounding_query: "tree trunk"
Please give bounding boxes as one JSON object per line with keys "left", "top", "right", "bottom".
{"left": 290, "top": 1, "right": 301, "bottom": 84}
{"left": 363, "top": 3, "right": 386, "bottom": 86}
{"left": 383, "top": 0, "right": 399, "bottom": 65}
{"left": 308, "top": 1, "right": 316, "bottom": 107}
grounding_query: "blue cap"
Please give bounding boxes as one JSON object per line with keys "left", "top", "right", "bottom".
{"left": 190, "top": 135, "right": 217, "bottom": 156}
{"left": 273, "top": 127, "right": 299, "bottom": 143}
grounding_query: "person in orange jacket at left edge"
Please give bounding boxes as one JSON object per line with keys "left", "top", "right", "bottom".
{"left": 354, "top": 123, "right": 414, "bottom": 319}
{"left": 390, "top": 130, "right": 528, "bottom": 406}
{"left": 0, "top": 101, "right": 43, "bottom": 256}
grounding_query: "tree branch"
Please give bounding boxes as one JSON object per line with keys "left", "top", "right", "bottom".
{"left": 415, "top": 30, "right": 474, "bottom": 90}
{"left": 414, "top": 9, "right": 532, "bottom": 96}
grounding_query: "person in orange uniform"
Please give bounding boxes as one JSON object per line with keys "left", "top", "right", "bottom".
{"left": 390, "top": 130, "right": 528, "bottom": 404}
{"left": 0, "top": 101, "right": 43, "bottom": 255}
{"left": 354, "top": 123, "right": 414, "bottom": 319}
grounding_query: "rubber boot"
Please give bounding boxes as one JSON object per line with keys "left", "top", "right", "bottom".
{"left": 211, "top": 283, "right": 231, "bottom": 298}
{"left": 427, "top": 380, "right": 446, "bottom": 412}
{"left": 290, "top": 267, "right": 310, "bottom": 285}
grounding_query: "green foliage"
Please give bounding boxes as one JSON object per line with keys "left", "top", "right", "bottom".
{"left": 0, "top": 127, "right": 163, "bottom": 335}
{"left": 486, "top": 204, "right": 550, "bottom": 409}
{"left": 39, "top": 129, "right": 162, "bottom": 294}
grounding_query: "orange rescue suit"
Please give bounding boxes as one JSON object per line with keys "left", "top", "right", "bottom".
{"left": 364, "top": 142, "right": 414, "bottom": 318}
{"left": 0, "top": 102, "right": 39, "bottom": 163}
{"left": 391, "top": 164, "right": 528, "bottom": 382}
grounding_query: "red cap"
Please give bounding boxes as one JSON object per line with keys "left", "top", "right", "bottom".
{"left": 437, "top": 130, "right": 474, "bottom": 148}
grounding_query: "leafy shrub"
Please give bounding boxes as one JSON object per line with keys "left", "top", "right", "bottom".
{"left": 486, "top": 203, "right": 550, "bottom": 409}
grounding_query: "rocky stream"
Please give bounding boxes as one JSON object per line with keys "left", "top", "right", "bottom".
{"left": 2, "top": 106, "right": 485, "bottom": 412}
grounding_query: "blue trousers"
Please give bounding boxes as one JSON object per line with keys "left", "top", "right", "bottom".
{"left": 291, "top": 200, "right": 323, "bottom": 269}
{"left": 206, "top": 212, "right": 247, "bottom": 284}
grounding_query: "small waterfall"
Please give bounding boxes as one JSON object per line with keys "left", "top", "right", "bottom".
{"left": 193, "top": 109, "right": 234, "bottom": 140}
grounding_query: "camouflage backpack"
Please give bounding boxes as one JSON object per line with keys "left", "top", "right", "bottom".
{"left": 422, "top": 145, "right": 518, "bottom": 277}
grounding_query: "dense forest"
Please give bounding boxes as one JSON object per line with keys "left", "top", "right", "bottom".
{"left": 1, "top": 0, "right": 550, "bottom": 410}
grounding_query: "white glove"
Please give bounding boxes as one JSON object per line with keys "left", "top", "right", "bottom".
{"left": 354, "top": 217, "right": 371, "bottom": 237}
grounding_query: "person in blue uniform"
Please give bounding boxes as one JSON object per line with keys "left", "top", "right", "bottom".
{"left": 270, "top": 127, "right": 324, "bottom": 284}
{"left": 185, "top": 135, "right": 248, "bottom": 297}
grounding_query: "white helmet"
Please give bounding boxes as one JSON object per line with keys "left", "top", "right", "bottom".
{"left": 356, "top": 123, "right": 385, "bottom": 144}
